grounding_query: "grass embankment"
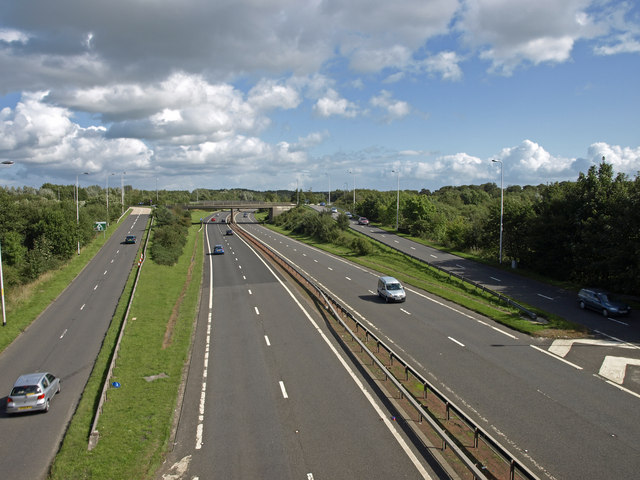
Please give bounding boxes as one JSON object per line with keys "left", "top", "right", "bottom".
{"left": 50, "top": 212, "right": 204, "bottom": 479}
{"left": 258, "top": 211, "right": 584, "bottom": 337}
{"left": 0, "top": 214, "right": 129, "bottom": 354}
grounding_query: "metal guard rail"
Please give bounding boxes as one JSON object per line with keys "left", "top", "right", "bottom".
{"left": 235, "top": 224, "right": 541, "bottom": 480}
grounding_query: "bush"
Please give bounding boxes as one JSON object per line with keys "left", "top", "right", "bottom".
{"left": 350, "top": 237, "right": 374, "bottom": 256}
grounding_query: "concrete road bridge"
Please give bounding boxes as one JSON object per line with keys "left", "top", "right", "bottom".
{"left": 178, "top": 200, "right": 296, "bottom": 220}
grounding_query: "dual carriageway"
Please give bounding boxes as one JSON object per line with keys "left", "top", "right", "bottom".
{"left": 1, "top": 205, "right": 639, "bottom": 479}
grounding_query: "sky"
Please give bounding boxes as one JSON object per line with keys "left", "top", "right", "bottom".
{"left": 0, "top": 0, "right": 639, "bottom": 194}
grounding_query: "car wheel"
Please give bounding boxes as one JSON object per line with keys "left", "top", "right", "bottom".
{"left": 602, "top": 309, "right": 609, "bottom": 317}
{"left": 44, "top": 399, "right": 50, "bottom": 413}
{"left": 579, "top": 301, "right": 586, "bottom": 309}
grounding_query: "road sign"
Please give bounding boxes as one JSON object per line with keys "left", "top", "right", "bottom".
{"left": 94, "top": 221, "right": 107, "bottom": 231}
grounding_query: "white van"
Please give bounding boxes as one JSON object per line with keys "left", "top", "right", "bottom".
{"left": 377, "top": 276, "right": 406, "bottom": 303}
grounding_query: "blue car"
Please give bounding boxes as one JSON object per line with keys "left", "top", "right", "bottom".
{"left": 213, "top": 245, "right": 224, "bottom": 255}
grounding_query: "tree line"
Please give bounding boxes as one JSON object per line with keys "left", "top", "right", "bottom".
{"left": 0, "top": 159, "right": 637, "bottom": 297}
{"left": 331, "top": 160, "right": 639, "bottom": 295}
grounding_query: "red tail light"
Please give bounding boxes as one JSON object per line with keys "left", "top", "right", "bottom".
{"left": 37, "top": 394, "right": 45, "bottom": 400}
{"left": 7, "top": 397, "right": 12, "bottom": 403}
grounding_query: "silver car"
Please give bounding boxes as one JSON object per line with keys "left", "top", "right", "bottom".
{"left": 6, "top": 372, "right": 61, "bottom": 414}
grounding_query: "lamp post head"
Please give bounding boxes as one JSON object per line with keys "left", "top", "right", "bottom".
{"left": 1, "top": 160, "right": 15, "bottom": 165}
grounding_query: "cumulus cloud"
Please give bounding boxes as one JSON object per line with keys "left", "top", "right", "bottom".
{"left": 369, "top": 90, "right": 410, "bottom": 123}
{"left": 313, "top": 89, "right": 358, "bottom": 118}
{"left": 458, "top": 0, "right": 600, "bottom": 74}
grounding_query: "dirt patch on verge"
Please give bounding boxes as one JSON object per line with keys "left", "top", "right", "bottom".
{"left": 162, "top": 236, "right": 198, "bottom": 349}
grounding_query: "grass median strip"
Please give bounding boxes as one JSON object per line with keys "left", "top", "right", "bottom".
{"left": 50, "top": 212, "right": 204, "bottom": 480}
{"left": 259, "top": 215, "right": 584, "bottom": 337}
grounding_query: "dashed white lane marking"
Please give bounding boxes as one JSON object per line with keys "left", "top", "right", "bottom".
{"left": 490, "top": 276, "right": 501, "bottom": 282}
{"left": 60, "top": 329, "right": 67, "bottom": 339}
{"left": 400, "top": 308, "right": 411, "bottom": 315}
{"left": 448, "top": 336, "right": 465, "bottom": 347}
{"left": 537, "top": 293, "right": 554, "bottom": 300}
{"left": 345, "top": 276, "right": 351, "bottom": 281}
{"left": 80, "top": 304, "right": 86, "bottom": 310}
{"left": 254, "top": 307, "right": 260, "bottom": 315}
{"left": 265, "top": 335, "right": 271, "bottom": 346}
{"left": 279, "top": 381, "right": 289, "bottom": 399}
{"left": 104, "top": 270, "right": 108, "bottom": 275}
{"left": 248, "top": 289, "right": 252, "bottom": 295}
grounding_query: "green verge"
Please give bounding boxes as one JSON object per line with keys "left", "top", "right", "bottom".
{"left": 259, "top": 213, "right": 584, "bottom": 337}
{"left": 49, "top": 211, "right": 204, "bottom": 480}
{"left": 0, "top": 212, "right": 130, "bottom": 354}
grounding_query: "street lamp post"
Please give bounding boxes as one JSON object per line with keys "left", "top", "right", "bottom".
{"left": 120, "top": 171, "right": 126, "bottom": 215}
{"left": 76, "top": 172, "right": 89, "bottom": 255}
{"left": 326, "top": 173, "right": 331, "bottom": 205}
{"left": 491, "top": 159, "right": 504, "bottom": 264}
{"left": 392, "top": 168, "right": 400, "bottom": 231}
{"left": 106, "top": 172, "right": 116, "bottom": 226}
{"left": 348, "top": 169, "right": 356, "bottom": 214}
{"left": 1, "top": 160, "right": 15, "bottom": 326}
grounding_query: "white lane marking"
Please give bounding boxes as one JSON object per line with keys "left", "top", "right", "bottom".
{"left": 455, "top": 264, "right": 465, "bottom": 269}
{"left": 254, "top": 306, "right": 260, "bottom": 315}
{"left": 430, "top": 254, "right": 437, "bottom": 258}
{"left": 279, "top": 381, "right": 289, "bottom": 399}
{"left": 60, "top": 329, "right": 67, "bottom": 339}
{"left": 314, "top": 259, "right": 318, "bottom": 263}
{"left": 238, "top": 265, "right": 242, "bottom": 269}
{"left": 237, "top": 233, "right": 433, "bottom": 479}
{"left": 609, "top": 317, "right": 628, "bottom": 326}
{"left": 80, "top": 304, "right": 86, "bottom": 310}
{"left": 400, "top": 308, "right": 411, "bottom": 315}
{"left": 410, "top": 246, "right": 416, "bottom": 250}
{"left": 537, "top": 293, "right": 554, "bottom": 300}
{"left": 243, "top": 275, "right": 246, "bottom": 280}
{"left": 530, "top": 345, "right": 583, "bottom": 370}
{"left": 328, "top": 267, "right": 333, "bottom": 271}
{"left": 111, "top": 259, "right": 114, "bottom": 263}
{"left": 307, "top": 474, "right": 314, "bottom": 480}
{"left": 394, "top": 240, "right": 399, "bottom": 243}
{"left": 265, "top": 335, "right": 271, "bottom": 346}
{"left": 248, "top": 289, "right": 252, "bottom": 295}
{"left": 94, "top": 284, "right": 98, "bottom": 290}
{"left": 490, "top": 276, "right": 501, "bottom": 282}
{"left": 548, "top": 338, "right": 634, "bottom": 357}
{"left": 345, "top": 276, "right": 351, "bottom": 281}
{"left": 448, "top": 336, "right": 465, "bottom": 347}
{"left": 104, "top": 270, "right": 108, "bottom": 275}
{"left": 603, "top": 378, "right": 640, "bottom": 399}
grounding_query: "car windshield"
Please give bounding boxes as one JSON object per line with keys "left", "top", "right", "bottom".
{"left": 597, "top": 293, "right": 611, "bottom": 302}
{"left": 11, "top": 385, "right": 40, "bottom": 396}
{"left": 387, "top": 283, "right": 401, "bottom": 291}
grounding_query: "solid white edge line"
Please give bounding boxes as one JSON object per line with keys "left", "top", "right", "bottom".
{"left": 530, "top": 345, "right": 583, "bottom": 370}
{"left": 603, "top": 378, "right": 640, "bottom": 399}
{"left": 237, "top": 232, "right": 433, "bottom": 479}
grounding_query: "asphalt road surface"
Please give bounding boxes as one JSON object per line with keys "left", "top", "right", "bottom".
{"left": 235, "top": 215, "right": 640, "bottom": 480}
{"left": 0, "top": 209, "right": 150, "bottom": 479}
{"left": 158, "top": 215, "right": 441, "bottom": 480}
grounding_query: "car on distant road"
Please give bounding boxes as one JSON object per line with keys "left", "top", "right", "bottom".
{"left": 243, "top": 213, "right": 248, "bottom": 218}
{"left": 319, "top": 202, "right": 326, "bottom": 206}
{"left": 212, "top": 245, "right": 225, "bottom": 255}
{"left": 577, "top": 288, "right": 631, "bottom": 317}
{"left": 226, "top": 229, "right": 233, "bottom": 235}
{"left": 345, "top": 212, "right": 352, "bottom": 218}
{"left": 331, "top": 207, "right": 338, "bottom": 213}
{"left": 6, "top": 372, "right": 61, "bottom": 414}
{"left": 124, "top": 235, "right": 136, "bottom": 244}
{"left": 358, "top": 217, "right": 370, "bottom": 225}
